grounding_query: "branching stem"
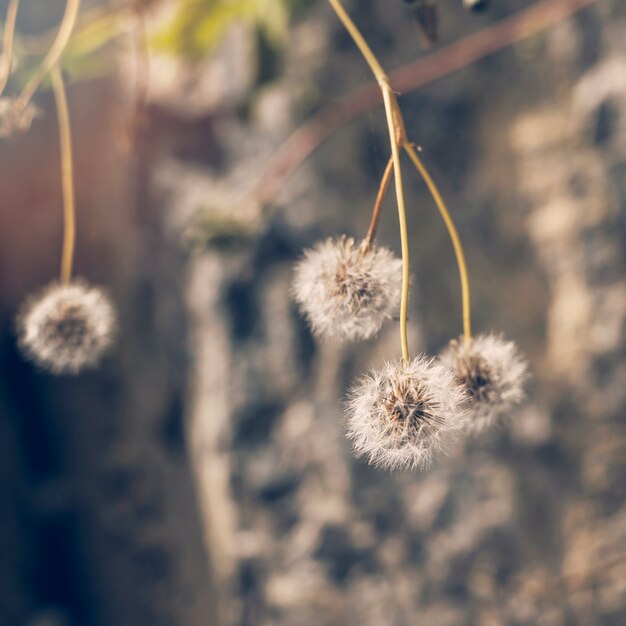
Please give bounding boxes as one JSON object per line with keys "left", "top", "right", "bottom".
{"left": 51, "top": 66, "right": 76, "bottom": 284}
{"left": 328, "top": 0, "right": 412, "bottom": 362}
{"left": 362, "top": 156, "right": 393, "bottom": 250}
{"left": 328, "top": 0, "right": 473, "bottom": 359}
{"left": 15, "top": 0, "right": 81, "bottom": 113}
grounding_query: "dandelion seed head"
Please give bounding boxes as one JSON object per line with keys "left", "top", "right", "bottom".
{"left": 17, "top": 280, "right": 117, "bottom": 374}
{"left": 345, "top": 355, "right": 468, "bottom": 470}
{"left": 292, "top": 236, "right": 402, "bottom": 342}
{"left": 0, "top": 98, "right": 40, "bottom": 138}
{"left": 439, "top": 333, "right": 528, "bottom": 433}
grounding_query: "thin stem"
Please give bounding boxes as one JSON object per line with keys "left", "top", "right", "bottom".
{"left": 327, "top": 0, "right": 386, "bottom": 81}
{"left": 15, "top": 0, "right": 80, "bottom": 113}
{"left": 0, "top": 0, "right": 20, "bottom": 97}
{"left": 403, "top": 141, "right": 472, "bottom": 342}
{"left": 363, "top": 156, "right": 394, "bottom": 249}
{"left": 20, "top": 4, "right": 131, "bottom": 57}
{"left": 327, "top": 0, "right": 411, "bottom": 362}
{"left": 383, "top": 86, "right": 410, "bottom": 363}
{"left": 51, "top": 66, "right": 76, "bottom": 284}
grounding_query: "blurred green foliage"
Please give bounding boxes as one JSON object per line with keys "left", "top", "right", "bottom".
{"left": 6, "top": 8, "right": 126, "bottom": 89}
{"left": 61, "top": 10, "right": 123, "bottom": 81}
{"left": 184, "top": 208, "right": 257, "bottom": 251}
{"left": 152, "top": 0, "right": 317, "bottom": 62}
{"left": 1, "top": 0, "right": 318, "bottom": 94}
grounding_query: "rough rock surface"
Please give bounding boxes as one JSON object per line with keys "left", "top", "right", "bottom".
{"left": 173, "top": 2, "right": 626, "bottom": 624}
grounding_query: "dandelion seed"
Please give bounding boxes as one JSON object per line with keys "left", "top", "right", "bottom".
{"left": 439, "top": 333, "right": 528, "bottom": 433}
{"left": 0, "top": 98, "right": 40, "bottom": 138}
{"left": 292, "top": 236, "right": 402, "bottom": 342}
{"left": 17, "top": 280, "right": 117, "bottom": 374}
{"left": 345, "top": 355, "right": 467, "bottom": 470}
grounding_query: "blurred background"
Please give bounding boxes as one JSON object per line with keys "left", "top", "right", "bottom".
{"left": 0, "top": 0, "right": 625, "bottom": 624}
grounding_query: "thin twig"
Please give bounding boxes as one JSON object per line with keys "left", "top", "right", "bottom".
{"left": 362, "top": 156, "right": 394, "bottom": 250}
{"left": 0, "top": 0, "right": 21, "bottom": 97}
{"left": 18, "top": 4, "right": 132, "bottom": 57}
{"left": 51, "top": 66, "right": 76, "bottom": 284}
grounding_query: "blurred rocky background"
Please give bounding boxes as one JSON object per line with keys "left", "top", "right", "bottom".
{"left": 0, "top": 0, "right": 625, "bottom": 624}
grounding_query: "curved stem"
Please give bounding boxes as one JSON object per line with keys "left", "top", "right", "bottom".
{"left": 327, "top": 0, "right": 411, "bottom": 362}
{"left": 403, "top": 141, "right": 472, "bottom": 342}
{"left": 327, "top": 0, "right": 386, "bottom": 81}
{"left": 19, "top": 4, "right": 131, "bottom": 57}
{"left": 0, "top": 0, "right": 20, "bottom": 97}
{"left": 15, "top": 0, "right": 80, "bottom": 113}
{"left": 51, "top": 66, "right": 76, "bottom": 284}
{"left": 363, "top": 156, "right": 393, "bottom": 249}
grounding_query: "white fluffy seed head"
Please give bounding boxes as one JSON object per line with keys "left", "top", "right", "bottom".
{"left": 345, "top": 355, "right": 468, "bottom": 471}
{"left": 0, "top": 98, "right": 40, "bottom": 138}
{"left": 439, "top": 333, "right": 528, "bottom": 433}
{"left": 292, "top": 236, "right": 402, "bottom": 342}
{"left": 17, "top": 280, "right": 117, "bottom": 374}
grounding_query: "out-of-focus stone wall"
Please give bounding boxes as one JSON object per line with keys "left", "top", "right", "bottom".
{"left": 167, "top": 1, "right": 626, "bottom": 624}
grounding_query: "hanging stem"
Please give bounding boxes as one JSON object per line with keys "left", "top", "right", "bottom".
{"left": 327, "top": 0, "right": 473, "bottom": 349}
{"left": 327, "top": 0, "right": 386, "bottom": 80}
{"left": 51, "top": 66, "right": 76, "bottom": 284}
{"left": 256, "top": 0, "right": 599, "bottom": 210}
{"left": 382, "top": 84, "right": 410, "bottom": 363}
{"left": 0, "top": 0, "right": 20, "bottom": 97}
{"left": 327, "top": 0, "right": 411, "bottom": 362}
{"left": 362, "top": 156, "right": 394, "bottom": 249}
{"left": 14, "top": 0, "right": 80, "bottom": 113}
{"left": 403, "top": 142, "right": 472, "bottom": 342}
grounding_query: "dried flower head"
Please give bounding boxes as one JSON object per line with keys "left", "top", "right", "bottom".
{"left": 17, "top": 280, "right": 117, "bottom": 374}
{"left": 439, "top": 333, "right": 528, "bottom": 433}
{"left": 0, "top": 98, "right": 40, "bottom": 138}
{"left": 292, "top": 236, "right": 402, "bottom": 342}
{"left": 345, "top": 355, "right": 468, "bottom": 470}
